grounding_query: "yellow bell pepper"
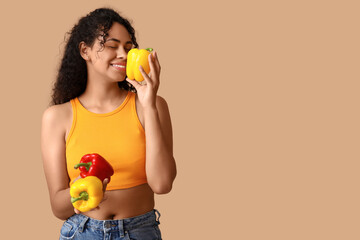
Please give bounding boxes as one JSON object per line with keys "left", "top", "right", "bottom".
{"left": 70, "top": 176, "right": 103, "bottom": 212}
{"left": 126, "top": 48, "right": 153, "bottom": 82}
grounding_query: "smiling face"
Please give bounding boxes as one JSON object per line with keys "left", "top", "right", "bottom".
{"left": 81, "top": 22, "right": 134, "bottom": 82}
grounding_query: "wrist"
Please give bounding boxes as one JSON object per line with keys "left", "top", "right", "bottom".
{"left": 142, "top": 105, "right": 159, "bottom": 122}
{"left": 143, "top": 105, "right": 157, "bottom": 113}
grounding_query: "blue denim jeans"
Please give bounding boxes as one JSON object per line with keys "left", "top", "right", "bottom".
{"left": 59, "top": 209, "right": 162, "bottom": 240}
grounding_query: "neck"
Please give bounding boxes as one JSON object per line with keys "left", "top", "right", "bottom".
{"left": 79, "top": 77, "right": 127, "bottom": 108}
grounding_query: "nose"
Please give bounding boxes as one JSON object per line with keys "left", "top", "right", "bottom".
{"left": 116, "top": 46, "right": 128, "bottom": 60}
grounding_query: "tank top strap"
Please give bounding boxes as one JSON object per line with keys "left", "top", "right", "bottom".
{"left": 66, "top": 98, "right": 77, "bottom": 146}
{"left": 128, "top": 91, "right": 145, "bottom": 133}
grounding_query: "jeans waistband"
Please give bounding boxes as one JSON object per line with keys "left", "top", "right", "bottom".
{"left": 67, "top": 209, "right": 161, "bottom": 233}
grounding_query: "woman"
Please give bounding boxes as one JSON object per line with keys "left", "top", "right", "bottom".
{"left": 41, "top": 7, "right": 177, "bottom": 239}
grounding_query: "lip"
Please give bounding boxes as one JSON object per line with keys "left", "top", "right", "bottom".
{"left": 110, "top": 62, "right": 126, "bottom": 72}
{"left": 111, "top": 62, "right": 126, "bottom": 66}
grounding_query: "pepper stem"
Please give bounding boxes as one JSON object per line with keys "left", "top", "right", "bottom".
{"left": 71, "top": 191, "right": 89, "bottom": 203}
{"left": 145, "top": 48, "right": 153, "bottom": 52}
{"left": 74, "top": 162, "right": 92, "bottom": 171}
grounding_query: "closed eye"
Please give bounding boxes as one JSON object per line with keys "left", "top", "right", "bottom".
{"left": 107, "top": 46, "right": 132, "bottom": 52}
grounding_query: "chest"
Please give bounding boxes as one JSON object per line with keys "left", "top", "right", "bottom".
{"left": 64, "top": 94, "right": 145, "bottom": 142}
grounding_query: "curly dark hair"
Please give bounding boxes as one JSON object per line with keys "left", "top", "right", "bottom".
{"left": 50, "top": 7, "right": 138, "bottom": 106}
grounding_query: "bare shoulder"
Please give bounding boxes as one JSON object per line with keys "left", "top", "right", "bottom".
{"left": 155, "top": 95, "right": 169, "bottom": 109}
{"left": 42, "top": 101, "right": 71, "bottom": 122}
{"left": 41, "top": 101, "right": 72, "bottom": 136}
{"left": 133, "top": 93, "right": 171, "bottom": 128}
{"left": 155, "top": 95, "right": 172, "bottom": 119}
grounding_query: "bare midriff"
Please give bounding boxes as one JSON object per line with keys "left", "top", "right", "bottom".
{"left": 80, "top": 183, "right": 155, "bottom": 220}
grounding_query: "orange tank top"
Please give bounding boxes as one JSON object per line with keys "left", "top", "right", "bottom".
{"left": 66, "top": 91, "right": 147, "bottom": 190}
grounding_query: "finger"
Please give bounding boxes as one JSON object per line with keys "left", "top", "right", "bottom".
{"left": 74, "top": 208, "right": 81, "bottom": 214}
{"left": 139, "top": 65, "right": 153, "bottom": 86}
{"left": 148, "top": 53, "right": 158, "bottom": 81}
{"left": 149, "top": 52, "right": 157, "bottom": 72}
{"left": 102, "top": 178, "right": 109, "bottom": 191}
{"left": 150, "top": 52, "right": 160, "bottom": 87}
{"left": 103, "top": 178, "right": 109, "bottom": 186}
{"left": 126, "top": 78, "right": 142, "bottom": 90}
{"left": 71, "top": 175, "right": 82, "bottom": 185}
{"left": 153, "top": 51, "right": 161, "bottom": 73}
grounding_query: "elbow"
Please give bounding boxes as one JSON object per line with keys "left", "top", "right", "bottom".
{"left": 51, "top": 205, "right": 73, "bottom": 221}
{"left": 50, "top": 198, "right": 74, "bottom": 221}
{"left": 151, "top": 183, "right": 173, "bottom": 195}
{"left": 52, "top": 208, "right": 69, "bottom": 221}
{"left": 55, "top": 214, "right": 68, "bottom": 221}
{"left": 149, "top": 163, "right": 177, "bottom": 195}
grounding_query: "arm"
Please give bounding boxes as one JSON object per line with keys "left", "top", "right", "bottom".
{"left": 144, "top": 95, "right": 177, "bottom": 194}
{"left": 126, "top": 51, "right": 177, "bottom": 194}
{"left": 41, "top": 106, "right": 75, "bottom": 220}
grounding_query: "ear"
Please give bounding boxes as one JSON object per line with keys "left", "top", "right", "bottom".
{"left": 79, "top": 41, "right": 90, "bottom": 61}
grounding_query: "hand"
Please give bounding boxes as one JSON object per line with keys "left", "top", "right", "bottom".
{"left": 126, "top": 51, "right": 161, "bottom": 109}
{"left": 71, "top": 175, "right": 82, "bottom": 185}
{"left": 73, "top": 178, "right": 109, "bottom": 214}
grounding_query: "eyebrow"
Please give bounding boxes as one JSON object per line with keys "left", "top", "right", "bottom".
{"left": 106, "top": 38, "right": 133, "bottom": 44}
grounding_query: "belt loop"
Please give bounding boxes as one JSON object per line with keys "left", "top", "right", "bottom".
{"left": 78, "top": 215, "right": 89, "bottom": 233}
{"left": 154, "top": 209, "right": 161, "bottom": 224}
{"left": 118, "top": 219, "right": 125, "bottom": 237}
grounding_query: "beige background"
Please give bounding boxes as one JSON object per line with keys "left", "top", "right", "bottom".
{"left": 0, "top": 0, "right": 359, "bottom": 239}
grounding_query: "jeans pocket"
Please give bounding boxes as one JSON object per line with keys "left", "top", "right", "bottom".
{"left": 127, "top": 224, "right": 161, "bottom": 240}
{"left": 59, "top": 220, "right": 80, "bottom": 239}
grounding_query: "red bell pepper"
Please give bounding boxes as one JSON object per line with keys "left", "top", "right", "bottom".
{"left": 74, "top": 153, "right": 114, "bottom": 183}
